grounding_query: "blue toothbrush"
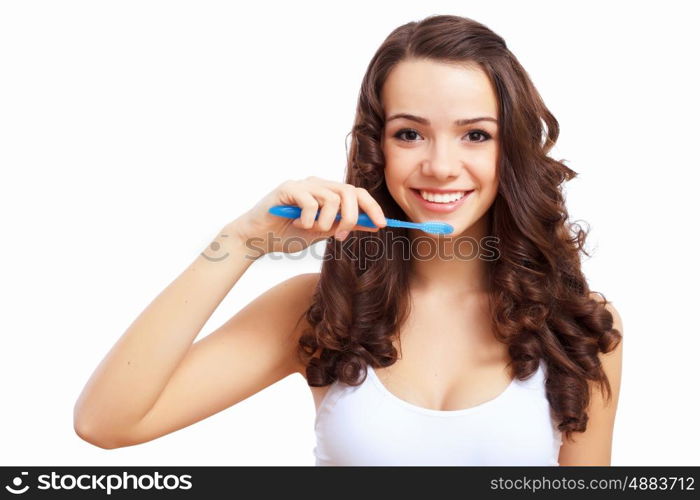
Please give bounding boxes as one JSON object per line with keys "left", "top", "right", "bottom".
{"left": 268, "top": 205, "right": 453, "bottom": 235}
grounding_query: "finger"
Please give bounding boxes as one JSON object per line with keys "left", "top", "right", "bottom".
{"left": 293, "top": 189, "right": 319, "bottom": 229}
{"left": 334, "top": 185, "right": 359, "bottom": 237}
{"left": 355, "top": 187, "right": 387, "bottom": 228}
{"left": 313, "top": 188, "right": 342, "bottom": 232}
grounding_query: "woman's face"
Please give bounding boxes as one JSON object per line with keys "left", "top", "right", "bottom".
{"left": 381, "top": 58, "right": 500, "bottom": 237}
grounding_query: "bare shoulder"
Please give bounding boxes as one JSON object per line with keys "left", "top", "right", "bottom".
{"left": 589, "top": 292, "right": 623, "bottom": 335}
{"left": 558, "top": 292, "right": 623, "bottom": 465}
{"left": 285, "top": 271, "right": 321, "bottom": 291}
{"left": 281, "top": 272, "right": 321, "bottom": 313}
{"left": 587, "top": 291, "right": 623, "bottom": 384}
{"left": 281, "top": 272, "right": 321, "bottom": 375}
{"left": 263, "top": 272, "right": 319, "bottom": 306}
{"left": 588, "top": 291, "right": 623, "bottom": 396}
{"left": 266, "top": 271, "right": 320, "bottom": 334}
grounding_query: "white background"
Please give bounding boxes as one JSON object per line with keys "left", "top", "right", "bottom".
{"left": 1, "top": 0, "right": 698, "bottom": 466}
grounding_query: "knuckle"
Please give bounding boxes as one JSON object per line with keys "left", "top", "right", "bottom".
{"left": 341, "top": 187, "right": 357, "bottom": 203}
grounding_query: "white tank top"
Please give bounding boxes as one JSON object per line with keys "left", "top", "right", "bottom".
{"left": 314, "top": 358, "right": 563, "bottom": 465}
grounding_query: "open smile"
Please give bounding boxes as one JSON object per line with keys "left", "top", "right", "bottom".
{"left": 409, "top": 188, "right": 474, "bottom": 213}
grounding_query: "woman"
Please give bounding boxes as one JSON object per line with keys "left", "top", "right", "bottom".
{"left": 74, "top": 14, "right": 623, "bottom": 466}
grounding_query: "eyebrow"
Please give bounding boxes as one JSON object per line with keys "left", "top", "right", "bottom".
{"left": 385, "top": 113, "right": 498, "bottom": 126}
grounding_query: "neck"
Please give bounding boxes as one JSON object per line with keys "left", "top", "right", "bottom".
{"left": 407, "top": 211, "right": 492, "bottom": 297}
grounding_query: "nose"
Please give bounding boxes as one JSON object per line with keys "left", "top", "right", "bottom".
{"left": 419, "top": 140, "right": 462, "bottom": 181}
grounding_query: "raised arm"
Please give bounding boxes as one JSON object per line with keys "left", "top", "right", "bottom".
{"left": 73, "top": 177, "right": 387, "bottom": 449}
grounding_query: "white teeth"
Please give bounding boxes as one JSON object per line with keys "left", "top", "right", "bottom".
{"left": 419, "top": 190, "right": 467, "bottom": 203}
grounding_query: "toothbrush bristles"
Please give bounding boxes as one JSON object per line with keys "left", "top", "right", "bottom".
{"left": 423, "top": 222, "right": 454, "bottom": 235}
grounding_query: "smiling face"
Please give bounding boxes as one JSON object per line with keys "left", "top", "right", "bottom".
{"left": 381, "top": 58, "right": 500, "bottom": 237}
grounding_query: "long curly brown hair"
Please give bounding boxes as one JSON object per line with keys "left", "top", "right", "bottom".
{"left": 296, "top": 14, "right": 621, "bottom": 441}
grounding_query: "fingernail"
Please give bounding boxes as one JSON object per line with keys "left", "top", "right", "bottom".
{"left": 335, "top": 230, "right": 349, "bottom": 240}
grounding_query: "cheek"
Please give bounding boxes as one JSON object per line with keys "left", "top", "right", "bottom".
{"left": 385, "top": 145, "right": 415, "bottom": 166}
{"left": 383, "top": 163, "right": 416, "bottom": 212}
{"left": 383, "top": 158, "right": 410, "bottom": 187}
{"left": 474, "top": 162, "right": 499, "bottom": 192}
{"left": 383, "top": 164, "right": 403, "bottom": 201}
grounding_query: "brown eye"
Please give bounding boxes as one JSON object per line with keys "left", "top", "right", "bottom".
{"left": 394, "top": 129, "right": 421, "bottom": 142}
{"left": 467, "top": 130, "right": 492, "bottom": 142}
{"left": 393, "top": 128, "right": 493, "bottom": 143}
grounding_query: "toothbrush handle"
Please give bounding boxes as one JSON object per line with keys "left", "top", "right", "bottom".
{"left": 268, "top": 205, "right": 378, "bottom": 228}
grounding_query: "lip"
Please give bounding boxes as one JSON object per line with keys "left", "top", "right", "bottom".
{"left": 410, "top": 188, "right": 474, "bottom": 213}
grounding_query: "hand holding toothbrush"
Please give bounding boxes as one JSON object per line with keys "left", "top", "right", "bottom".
{"left": 227, "top": 176, "right": 389, "bottom": 256}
